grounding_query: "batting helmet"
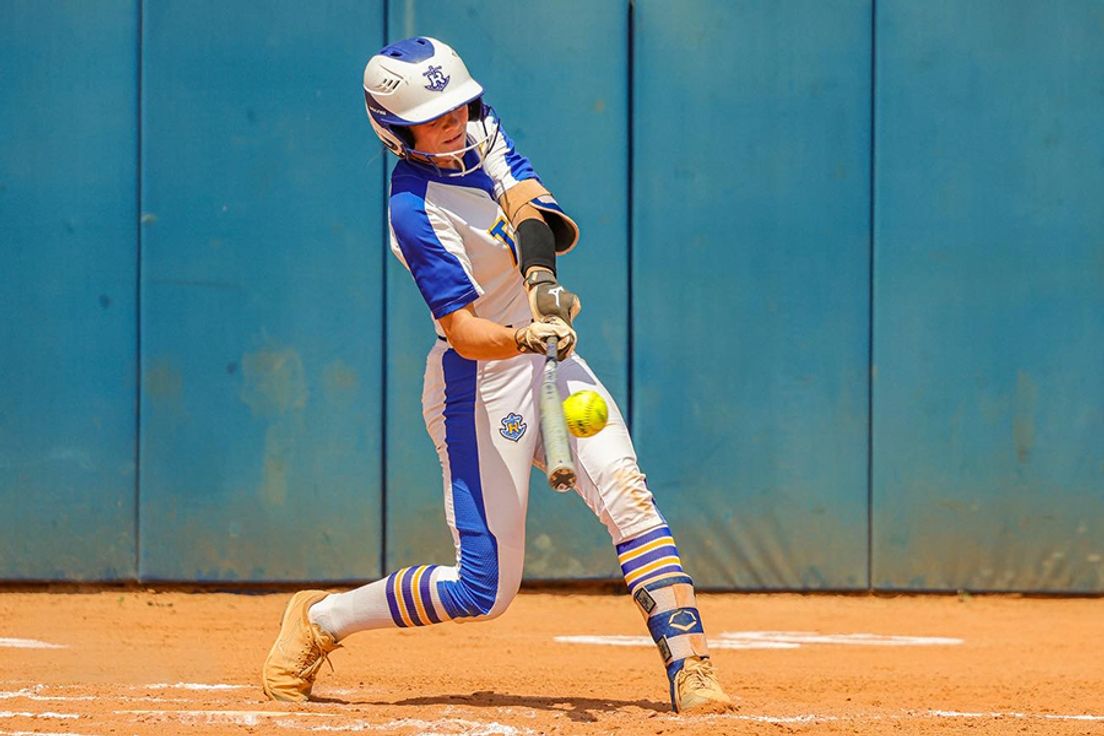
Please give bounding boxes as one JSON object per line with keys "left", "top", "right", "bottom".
{"left": 363, "top": 36, "right": 498, "bottom": 175}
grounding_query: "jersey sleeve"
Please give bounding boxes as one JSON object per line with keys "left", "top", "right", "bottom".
{"left": 389, "top": 190, "right": 482, "bottom": 319}
{"left": 480, "top": 111, "right": 540, "bottom": 199}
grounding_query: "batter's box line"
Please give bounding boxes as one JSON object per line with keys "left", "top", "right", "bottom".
{"left": 554, "top": 630, "right": 964, "bottom": 650}
{"left": 680, "top": 709, "right": 1104, "bottom": 724}
{"left": 113, "top": 710, "right": 538, "bottom": 734}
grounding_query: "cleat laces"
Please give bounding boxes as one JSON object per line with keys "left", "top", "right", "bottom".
{"left": 680, "top": 657, "right": 717, "bottom": 690}
{"left": 295, "top": 633, "right": 340, "bottom": 680}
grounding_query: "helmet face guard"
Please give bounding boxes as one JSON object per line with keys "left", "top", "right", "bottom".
{"left": 363, "top": 37, "right": 498, "bottom": 176}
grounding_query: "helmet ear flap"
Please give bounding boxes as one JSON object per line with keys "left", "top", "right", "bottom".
{"left": 467, "top": 97, "right": 485, "bottom": 122}
{"left": 392, "top": 126, "right": 415, "bottom": 147}
{"left": 367, "top": 114, "right": 407, "bottom": 155}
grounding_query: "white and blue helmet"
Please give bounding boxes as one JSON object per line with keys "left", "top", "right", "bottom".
{"left": 363, "top": 36, "right": 498, "bottom": 174}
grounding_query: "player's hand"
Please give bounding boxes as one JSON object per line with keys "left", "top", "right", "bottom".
{"left": 515, "top": 317, "right": 576, "bottom": 361}
{"left": 524, "top": 269, "right": 582, "bottom": 326}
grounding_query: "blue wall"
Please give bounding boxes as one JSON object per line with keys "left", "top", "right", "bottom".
{"left": 0, "top": 0, "right": 139, "bottom": 580}
{"left": 872, "top": 0, "right": 1104, "bottom": 592}
{"left": 634, "top": 0, "right": 872, "bottom": 589}
{"left": 1, "top": 0, "right": 1101, "bottom": 590}
{"left": 138, "top": 1, "right": 385, "bottom": 581}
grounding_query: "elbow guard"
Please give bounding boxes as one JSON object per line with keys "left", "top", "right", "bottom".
{"left": 499, "top": 180, "right": 580, "bottom": 253}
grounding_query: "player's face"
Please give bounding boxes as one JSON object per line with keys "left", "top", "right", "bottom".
{"left": 409, "top": 104, "right": 470, "bottom": 165}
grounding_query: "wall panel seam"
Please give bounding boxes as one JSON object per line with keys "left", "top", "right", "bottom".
{"left": 626, "top": 0, "right": 635, "bottom": 432}
{"left": 379, "top": 0, "right": 390, "bottom": 579}
{"left": 866, "top": 0, "right": 877, "bottom": 592}
{"left": 134, "top": 0, "right": 145, "bottom": 583}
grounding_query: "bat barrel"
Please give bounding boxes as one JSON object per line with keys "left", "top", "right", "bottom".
{"left": 539, "top": 336, "right": 577, "bottom": 493}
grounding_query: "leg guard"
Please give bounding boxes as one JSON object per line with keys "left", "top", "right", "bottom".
{"left": 632, "top": 574, "right": 712, "bottom": 683}
{"left": 618, "top": 526, "right": 713, "bottom": 707}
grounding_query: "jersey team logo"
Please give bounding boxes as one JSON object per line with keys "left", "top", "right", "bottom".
{"left": 422, "top": 65, "right": 451, "bottom": 92}
{"left": 499, "top": 413, "right": 527, "bottom": 442}
{"left": 488, "top": 217, "right": 518, "bottom": 264}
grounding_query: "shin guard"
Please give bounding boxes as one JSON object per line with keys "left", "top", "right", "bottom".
{"left": 618, "top": 527, "right": 714, "bottom": 705}
{"left": 632, "top": 574, "right": 712, "bottom": 705}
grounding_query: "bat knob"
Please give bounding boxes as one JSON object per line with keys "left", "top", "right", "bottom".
{"left": 548, "top": 466, "right": 576, "bottom": 493}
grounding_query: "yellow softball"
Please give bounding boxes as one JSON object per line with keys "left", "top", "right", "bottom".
{"left": 562, "top": 390, "right": 609, "bottom": 438}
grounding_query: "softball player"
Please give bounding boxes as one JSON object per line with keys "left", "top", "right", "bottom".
{"left": 262, "top": 36, "right": 733, "bottom": 714}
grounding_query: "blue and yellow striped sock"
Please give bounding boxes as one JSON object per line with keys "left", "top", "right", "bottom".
{"left": 383, "top": 565, "right": 450, "bottom": 628}
{"left": 617, "top": 525, "right": 686, "bottom": 593}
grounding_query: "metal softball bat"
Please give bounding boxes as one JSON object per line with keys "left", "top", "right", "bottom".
{"left": 539, "top": 336, "right": 577, "bottom": 492}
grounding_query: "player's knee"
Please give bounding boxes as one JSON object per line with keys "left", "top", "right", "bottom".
{"left": 448, "top": 562, "right": 521, "bottom": 620}
{"left": 481, "top": 578, "right": 521, "bottom": 620}
{"left": 444, "top": 576, "right": 497, "bottom": 618}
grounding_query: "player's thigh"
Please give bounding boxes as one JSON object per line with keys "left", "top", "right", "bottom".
{"left": 424, "top": 345, "right": 542, "bottom": 550}
{"left": 537, "top": 354, "right": 663, "bottom": 544}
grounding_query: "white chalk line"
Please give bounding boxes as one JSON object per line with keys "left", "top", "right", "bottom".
{"left": 106, "top": 706, "right": 1104, "bottom": 728}
{"left": 5, "top": 684, "right": 1099, "bottom": 729}
{"left": 277, "top": 719, "right": 535, "bottom": 735}
{"left": 0, "top": 692, "right": 192, "bottom": 706}
{"left": 724, "top": 631, "right": 965, "bottom": 647}
{"left": 924, "top": 709, "right": 1104, "bottom": 722}
{"left": 555, "top": 630, "right": 963, "bottom": 650}
{"left": 554, "top": 633, "right": 795, "bottom": 650}
{"left": 0, "top": 731, "right": 98, "bottom": 736}
{"left": 118, "top": 708, "right": 339, "bottom": 720}
{"left": 682, "top": 709, "right": 1104, "bottom": 724}
{"left": 2, "top": 701, "right": 1098, "bottom": 732}
{"left": 144, "top": 682, "right": 248, "bottom": 691}
{"left": 0, "top": 638, "right": 67, "bottom": 650}
{"left": 115, "top": 710, "right": 534, "bottom": 734}
{"left": 0, "top": 690, "right": 95, "bottom": 702}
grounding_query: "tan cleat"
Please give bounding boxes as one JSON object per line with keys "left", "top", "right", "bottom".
{"left": 261, "top": 590, "right": 339, "bottom": 702}
{"left": 672, "top": 656, "right": 736, "bottom": 714}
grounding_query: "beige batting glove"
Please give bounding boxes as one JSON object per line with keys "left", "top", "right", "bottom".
{"left": 524, "top": 269, "right": 582, "bottom": 326}
{"left": 514, "top": 317, "right": 577, "bottom": 361}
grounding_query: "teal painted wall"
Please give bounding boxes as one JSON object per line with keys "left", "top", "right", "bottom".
{"left": 1, "top": 0, "right": 1100, "bottom": 590}
{"left": 138, "top": 0, "right": 385, "bottom": 581}
{"left": 0, "top": 0, "right": 139, "bottom": 580}
{"left": 633, "top": 0, "right": 873, "bottom": 589}
{"left": 872, "top": 0, "right": 1104, "bottom": 592}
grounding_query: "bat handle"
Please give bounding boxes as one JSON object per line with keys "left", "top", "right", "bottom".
{"left": 545, "top": 335, "right": 558, "bottom": 360}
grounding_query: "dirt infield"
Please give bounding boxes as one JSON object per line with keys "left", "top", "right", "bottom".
{"left": 0, "top": 590, "right": 1100, "bottom": 735}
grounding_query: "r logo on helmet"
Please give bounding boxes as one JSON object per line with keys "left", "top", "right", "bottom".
{"left": 422, "top": 65, "right": 450, "bottom": 92}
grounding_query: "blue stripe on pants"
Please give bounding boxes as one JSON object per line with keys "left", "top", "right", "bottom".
{"left": 434, "top": 349, "right": 500, "bottom": 619}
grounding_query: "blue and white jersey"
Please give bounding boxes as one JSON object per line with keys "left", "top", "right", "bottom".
{"left": 387, "top": 116, "right": 542, "bottom": 337}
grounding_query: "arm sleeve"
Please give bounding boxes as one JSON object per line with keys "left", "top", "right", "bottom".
{"left": 390, "top": 191, "right": 482, "bottom": 319}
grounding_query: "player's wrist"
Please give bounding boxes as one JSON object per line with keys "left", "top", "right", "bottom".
{"left": 523, "top": 268, "right": 557, "bottom": 291}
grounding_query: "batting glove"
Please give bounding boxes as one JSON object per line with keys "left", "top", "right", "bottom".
{"left": 515, "top": 317, "right": 577, "bottom": 361}
{"left": 524, "top": 269, "right": 582, "bottom": 327}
